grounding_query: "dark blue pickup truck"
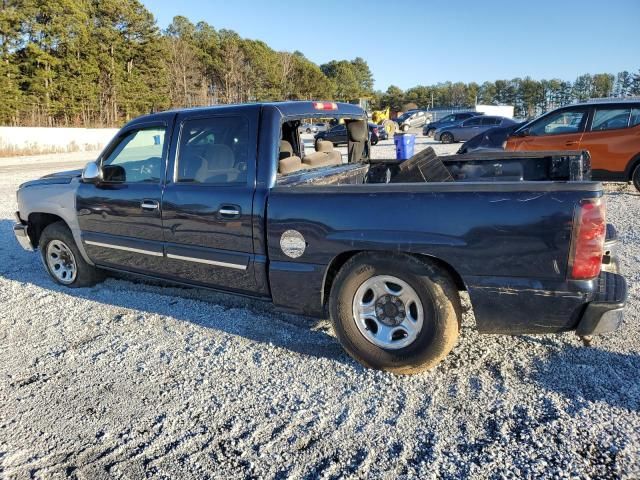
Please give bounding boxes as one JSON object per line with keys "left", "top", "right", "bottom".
{"left": 13, "top": 101, "right": 627, "bottom": 374}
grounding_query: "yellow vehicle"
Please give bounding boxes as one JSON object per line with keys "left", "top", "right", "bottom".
{"left": 371, "top": 107, "right": 398, "bottom": 135}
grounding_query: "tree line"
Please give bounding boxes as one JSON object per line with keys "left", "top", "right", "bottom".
{"left": 1, "top": 0, "right": 639, "bottom": 127}
{"left": 375, "top": 70, "right": 640, "bottom": 119}
{"left": 0, "top": 0, "right": 374, "bottom": 127}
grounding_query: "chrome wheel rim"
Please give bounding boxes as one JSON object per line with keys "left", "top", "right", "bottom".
{"left": 46, "top": 240, "right": 77, "bottom": 284}
{"left": 352, "top": 275, "right": 424, "bottom": 350}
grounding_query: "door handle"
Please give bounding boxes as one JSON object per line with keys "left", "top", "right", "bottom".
{"left": 565, "top": 141, "right": 579, "bottom": 146}
{"left": 141, "top": 200, "right": 159, "bottom": 210}
{"left": 218, "top": 205, "right": 241, "bottom": 219}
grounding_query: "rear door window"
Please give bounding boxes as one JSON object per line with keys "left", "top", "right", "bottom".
{"left": 481, "top": 117, "right": 500, "bottom": 126}
{"left": 631, "top": 108, "right": 640, "bottom": 127}
{"left": 591, "top": 108, "right": 631, "bottom": 131}
{"left": 176, "top": 116, "right": 249, "bottom": 185}
{"left": 464, "top": 117, "right": 483, "bottom": 126}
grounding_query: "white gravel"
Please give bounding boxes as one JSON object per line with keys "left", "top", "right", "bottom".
{"left": 1, "top": 138, "right": 639, "bottom": 479}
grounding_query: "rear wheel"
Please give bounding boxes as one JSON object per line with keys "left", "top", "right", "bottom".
{"left": 440, "top": 132, "right": 454, "bottom": 144}
{"left": 632, "top": 164, "right": 640, "bottom": 192}
{"left": 329, "top": 253, "right": 461, "bottom": 374}
{"left": 39, "top": 221, "right": 103, "bottom": 288}
{"left": 306, "top": 128, "right": 311, "bottom": 133}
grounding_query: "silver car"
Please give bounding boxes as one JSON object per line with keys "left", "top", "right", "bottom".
{"left": 434, "top": 116, "right": 518, "bottom": 143}
{"left": 299, "top": 123, "right": 319, "bottom": 134}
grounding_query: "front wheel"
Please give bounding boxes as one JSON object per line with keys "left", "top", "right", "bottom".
{"left": 40, "top": 221, "right": 103, "bottom": 287}
{"left": 329, "top": 253, "right": 461, "bottom": 374}
{"left": 426, "top": 128, "right": 435, "bottom": 137}
{"left": 306, "top": 128, "right": 311, "bottom": 133}
{"left": 440, "top": 132, "right": 454, "bottom": 144}
{"left": 633, "top": 164, "right": 640, "bottom": 192}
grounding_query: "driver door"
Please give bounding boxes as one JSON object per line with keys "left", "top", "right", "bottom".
{"left": 76, "top": 120, "right": 172, "bottom": 274}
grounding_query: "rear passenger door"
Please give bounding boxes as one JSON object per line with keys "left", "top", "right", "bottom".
{"left": 458, "top": 116, "right": 483, "bottom": 139}
{"left": 580, "top": 105, "right": 640, "bottom": 176}
{"left": 159, "top": 111, "right": 261, "bottom": 294}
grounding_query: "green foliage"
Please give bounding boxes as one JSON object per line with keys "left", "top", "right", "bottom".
{"left": 375, "top": 70, "right": 639, "bottom": 118}
{"left": 0, "top": 1, "right": 636, "bottom": 126}
{"left": 0, "top": 1, "right": 357, "bottom": 126}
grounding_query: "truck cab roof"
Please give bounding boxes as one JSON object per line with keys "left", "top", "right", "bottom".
{"left": 123, "top": 101, "right": 367, "bottom": 129}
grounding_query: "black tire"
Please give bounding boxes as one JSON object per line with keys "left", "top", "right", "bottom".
{"left": 440, "top": 132, "right": 454, "bottom": 144}
{"left": 39, "top": 221, "right": 103, "bottom": 288}
{"left": 371, "top": 139, "right": 378, "bottom": 146}
{"left": 402, "top": 124, "right": 409, "bottom": 133}
{"left": 426, "top": 128, "right": 435, "bottom": 137}
{"left": 329, "top": 252, "right": 461, "bottom": 374}
{"left": 306, "top": 128, "right": 311, "bottom": 133}
{"left": 633, "top": 164, "right": 640, "bottom": 192}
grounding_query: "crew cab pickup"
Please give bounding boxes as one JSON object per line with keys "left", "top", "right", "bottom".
{"left": 13, "top": 101, "right": 628, "bottom": 374}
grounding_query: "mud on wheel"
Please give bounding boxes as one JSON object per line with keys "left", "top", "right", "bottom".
{"left": 329, "top": 252, "right": 461, "bottom": 374}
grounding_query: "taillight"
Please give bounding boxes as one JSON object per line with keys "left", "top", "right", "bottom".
{"left": 569, "top": 198, "right": 606, "bottom": 280}
{"left": 312, "top": 101, "right": 338, "bottom": 111}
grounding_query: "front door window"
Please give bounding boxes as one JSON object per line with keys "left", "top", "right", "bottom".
{"left": 530, "top": 110, "right": 586, "bottom": 136}
{"left": 102, "top": 127, "right": 166, "bottom": 183}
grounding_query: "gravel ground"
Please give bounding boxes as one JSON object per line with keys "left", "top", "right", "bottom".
{"left": 1, "top": 138, "right": 639, "bottom": 479}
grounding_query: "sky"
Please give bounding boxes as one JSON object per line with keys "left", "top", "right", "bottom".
{"left": 142, "top": 0, "right": 639, "bottom": 91}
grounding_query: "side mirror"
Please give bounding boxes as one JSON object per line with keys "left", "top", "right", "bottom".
{"left": 516, "top": 128, "right": 530, "bottom": 137}
{"left": 81, "top": 161, "right": 101, "bottom": 183}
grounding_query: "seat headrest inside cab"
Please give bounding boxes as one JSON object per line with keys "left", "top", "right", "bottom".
{"left": 347, "top": 120, "right": 367, "bottom": 142}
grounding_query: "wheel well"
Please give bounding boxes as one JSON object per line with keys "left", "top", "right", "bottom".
{"left": 28, "top": 213, "right": 66, "bottom": 247}
{"left": 625, "top": 154, "right": 640, "bottom": 180}
{"left": 321, "top": 250, "right": 466, "bottom": 308}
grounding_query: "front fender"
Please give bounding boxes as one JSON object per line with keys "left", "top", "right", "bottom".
{"left": 17, "top": 179, "right": 93, "bottom": 265}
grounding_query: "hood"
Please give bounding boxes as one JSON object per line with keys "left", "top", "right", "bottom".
{"left": 19, "top": 168, "right": 82, "bottom": 189}
{"left": 42, "top": 168, "right": 83, "bottom": 179}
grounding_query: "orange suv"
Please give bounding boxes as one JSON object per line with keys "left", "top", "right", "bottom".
{"left": 505, "top": 100, "right": 640, "bottom": 190}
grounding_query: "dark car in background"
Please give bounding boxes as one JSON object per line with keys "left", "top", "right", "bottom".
{"left": 315, "top": 122, "right": 381, "bottom": 146}
{"left": 457, "top": 121, "right": 527, "bottom": 154}
{"left": 423, "top": 111, "right": 483, "bottom": 137}
{"left": 435, "top": 116, "right": 518, "bottom": 143}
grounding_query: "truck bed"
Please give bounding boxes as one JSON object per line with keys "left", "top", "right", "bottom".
{"left": 277, "top": 148, "right": 592, "bottom": 187}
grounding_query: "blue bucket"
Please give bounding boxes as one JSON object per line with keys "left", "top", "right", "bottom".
{"left": 394, "top": 134, "right": 416, "bottom": 160}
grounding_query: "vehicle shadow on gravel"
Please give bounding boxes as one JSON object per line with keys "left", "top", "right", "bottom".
{"left": 528, "top": 338, "right": 640, "bottom": 412}
{"left": 0, "top": 220, "right": 355, "bottom": 368}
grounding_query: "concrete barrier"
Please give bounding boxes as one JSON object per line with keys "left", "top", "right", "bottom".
{"left": 0, "top": 127, "right": 119, "bottom": 156}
